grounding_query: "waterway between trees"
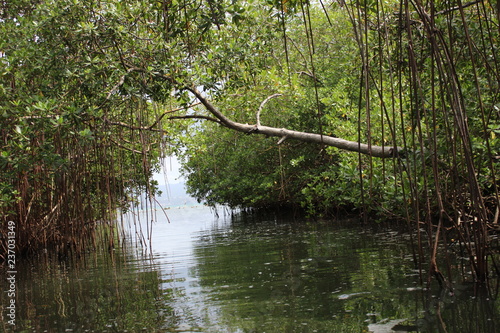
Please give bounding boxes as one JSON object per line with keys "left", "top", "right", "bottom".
{"left": 2, "top": 202, "right": 500, "bottom": 332}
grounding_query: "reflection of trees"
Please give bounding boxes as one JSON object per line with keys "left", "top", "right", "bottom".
{"left": 190, "top": 216, "right": 500, "bottom": 331}
{"left": 419, "top": 285, "right": 500, "bottom": 332}
{"left": 189, "top": 217, "right": 404, "bottom": 331}
{"left": 11, "top": 242, "right": 179, "bottom": 332}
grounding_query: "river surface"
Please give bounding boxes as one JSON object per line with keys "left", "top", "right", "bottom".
{"left": 2, "top": 203, "right": 500, "bottom": 332}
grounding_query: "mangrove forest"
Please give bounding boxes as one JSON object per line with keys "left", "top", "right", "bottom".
{"left": 2, "top": 0, "right": 500, "bottom": 292}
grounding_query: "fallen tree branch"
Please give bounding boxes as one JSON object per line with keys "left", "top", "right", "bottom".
{"left": 277, "top": 135, "right": 289, "bottom": 145}
{"left": 137, "top": 69, "right": 402, "bottom": 158}
{"left": 185, "top": 85, "right": 403, "bottom": 158}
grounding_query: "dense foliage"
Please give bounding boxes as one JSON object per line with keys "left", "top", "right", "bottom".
{"left": 178, "top": 4, "right": 360, "bottom": 214}
{"left": 174, "top": 0, "right": 500, "bottom": 282}
{"left": 179, "top": 1, "right": 500, "bottom": 221}
{"left": 0, "top": 0, "right": 185, "bottom": 257}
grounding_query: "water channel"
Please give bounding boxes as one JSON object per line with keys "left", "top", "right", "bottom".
{"left": 2, "top": 198, "right": 500, "bottom": 332}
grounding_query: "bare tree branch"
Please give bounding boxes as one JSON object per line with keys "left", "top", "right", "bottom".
{"left": 134, "top": 69, "right": 402, "bottom": 158}
{"left": 108, "top": 137, "right": 152, "bottom": 154}
{"left": 185, "top": 85, "right": 402, "bottom": 158}
{"left": 256, "top": 93, "right": 283, "bottom": 126}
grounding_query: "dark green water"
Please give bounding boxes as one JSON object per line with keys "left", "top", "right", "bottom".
{"left": 2, "top": 205, "right": 500, "bottom": 332}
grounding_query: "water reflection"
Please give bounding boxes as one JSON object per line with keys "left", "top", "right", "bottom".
{"left": 189, "top": 214, "right": 422, "bottom": 332}
{"left": 183, "top": 212, "right": 500, "bottom": 332}
{"left": 2, "top": 206, "right": 500, "bottom": 332}
{"left": 1, "top": 240, "right": 179, "bottom": 332}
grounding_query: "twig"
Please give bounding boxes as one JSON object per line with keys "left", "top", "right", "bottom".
{"left": 148, "top": 102, "right": 201, "bottom": 129}
{"left": 104, "top": 118, "right": 165, "bottom": 132}
{"left": 297, "top": 71, "right": 322, "bottom": 85}
{"left": 435, "top": 0, "right": 482, "bottom": 16}
{"left": 106, "top": 67, "right": 148, "bottom": 100}
{"left": 103, "top": 103, "right": 202, "bottom": 132}
{"left": 277, "top": 135, "right": 289, "bottom": 145}
{"left": 256, "top": 93, "right": 283, "bottom": 127}
{"left": 167, "top": 114, "right": 222, "bottom": 124}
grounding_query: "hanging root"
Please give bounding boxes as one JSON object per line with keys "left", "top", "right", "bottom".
{"left": 432, "top": 263, "right": 454, "bottom": 295}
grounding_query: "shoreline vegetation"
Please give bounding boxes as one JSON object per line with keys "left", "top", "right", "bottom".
{"left": 1, "top": 0, "right": 500, "bottom": 287}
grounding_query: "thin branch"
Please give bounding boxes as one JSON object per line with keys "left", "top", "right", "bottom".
{"left": 256, "top": 93, "right": 283, "bottom": 126}
{"left": 20, "top": 115, "right": 57, "bottom": 119}
{"left": 106, "top": 67, "right": 148, "bottom": 100}
{"left": 152, "top": 196, "right": 171, "bottom": 223}
{"left": 21, "top": 103, "right": 201, "bottom": 134}
{"left": 147, "top": 102, "right": 202, "bottom": 129}
{"left": 435, "top": 0, "right": 482, "bottom": 16}
{"left": 297, "top": 71, "right": 323, "bottom": 85}
{"left": 103, "top": 67, "right": 202, "bottom": 131}
{"left": 108, "top": 137, "right": 151, "bottom": 154}
{"left": 277, "top": 135, "right": 289, "bottom": 145}
{"left": 167, "top": 114, "right": 222, "bottom": 124}
{"left": 104, "top": 118, "right": 165, "bottom": 132}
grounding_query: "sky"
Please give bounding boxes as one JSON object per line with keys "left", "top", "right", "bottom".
{"left": 153, "top": 155, "right": 185, "bottom": 185}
